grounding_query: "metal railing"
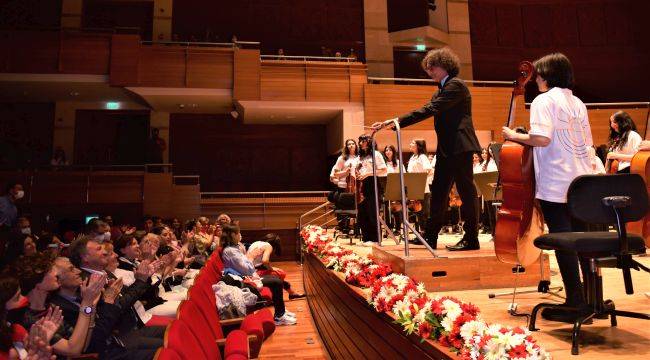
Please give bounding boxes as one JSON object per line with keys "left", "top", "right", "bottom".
{"left": 141, "top": 40, "right": 260, "bottom": 49}
{"left": 0, "top": 163, "right": 173, "bottom": 173}
{"left": 524, "top": 101, "right": 650, "bottom": 108}
{"left": 261, "top": 54, "right": 358, "bottom": 62}
{"left": 368, "top": 77, "right": 513, "bottom": 86}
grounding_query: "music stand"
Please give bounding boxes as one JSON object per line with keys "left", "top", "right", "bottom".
{"left": 473, "top": 171, "right": 500, "bottom": 201}
{"left": 385, "top": 173, "right": 428, "bottom": 202}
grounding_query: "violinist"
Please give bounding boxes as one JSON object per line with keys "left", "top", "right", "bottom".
{"left": 356, "top": 135, "right": 387, "bottom": 246}
{"left": 502, "top": 53, "right": 593, "bottom": 324}
{"left": 407, "top": 139, "right": 434, "bottom": 233}
{"left": 329, "top": 139, "right": 359, "bottom": 231}
{"left": 606, "top": 111, "right": 641, "bottom": 173}
{"left": 373, "top": 47, "right": 481, "bottom": 250}
{"left": 383, "top": 145, "right": 405, "bottom": 234}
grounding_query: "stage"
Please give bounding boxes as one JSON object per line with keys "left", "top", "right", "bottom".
{"left": 304, "top": 231, "right": 650, "bottom": 359}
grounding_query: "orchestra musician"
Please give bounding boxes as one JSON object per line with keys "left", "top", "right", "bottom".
{"left": 383, "top": 145, "right": 405, "bottom": 234}
{"left": 502, "top": 53, "right": 594, "bottom": 324}
{"left": 407, "top": 139, "right": 434, "bottom": 233}
{"left": 356, "top": 134, "right": 387, "bottom": 246}
{"left": 329, "top": 139, "right": 360, "bottom": 230}
{"left": 606, "top": 111, "right": 642, "bottom": 173}
{"left": 374, "top": 47, "right": 481, "bottom": 251}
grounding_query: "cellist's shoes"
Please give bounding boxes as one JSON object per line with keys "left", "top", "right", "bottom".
{"left": 446, "top": 239, "right": 480, "bottom": 251}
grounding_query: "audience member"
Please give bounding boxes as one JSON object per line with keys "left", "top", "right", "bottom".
{"left": 247, "top": 233, "right": 305, "bottom": 300}
{"left": 221, "top": 224, "right": 296, "bottom": 326}
{"left": 50, "top": 147, "right": 68, "bottom": 167}
{"left": 0, "top": 182, "right": 23, "bottom": 231}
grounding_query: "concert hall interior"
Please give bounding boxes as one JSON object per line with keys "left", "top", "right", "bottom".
{"left": 1, "top": 1, "right": 650, "bottom": 359}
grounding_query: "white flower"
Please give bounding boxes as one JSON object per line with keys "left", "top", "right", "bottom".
{"left": 460, "top": 320, "right": 488, "bottom": 345}
{"left": 417, "top": 282, "right": 427, "bottom": 293}
{"left": 483, "top": 339, "right": 506, "bottom": 360}
{"left": 442, "top": 299, "right": 462, "bottom": 321}
{"left": 392, "top": 299, "right": 412, "bottom": 317}
{"left": 441, "top": 316, "right": 455, "bottom": 332}
{"left": 413, "top": 309, "right": 427, "bottom": 325}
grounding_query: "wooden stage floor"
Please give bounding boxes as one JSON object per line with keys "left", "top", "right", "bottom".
{"left": 341, "top": 232, "right": 650, "bottom": 359}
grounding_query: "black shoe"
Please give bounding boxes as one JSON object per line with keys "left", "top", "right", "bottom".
{"left": 446, "top": 239, "right": 479, "bottom": 251}
{"left": 289, "top": 293, "right": 306, "bottom": 300}
{"left": 541, "top": 306, "right": 593, "bottom": 324}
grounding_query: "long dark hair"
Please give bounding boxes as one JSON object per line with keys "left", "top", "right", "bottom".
{"left": 220, "top": 224, "right": 241, "bottom": 248}
{"left": 358, "top": 134, "right": 376, "bottom": 157}
{"left": 342, "top": 139, "right": 357, "bottom": 160}
{"left": 608, "top": 111, "right": 637, "bottom": 151}
{"left": 0, "top": 277, "right": 20, "bottom": 352}
{"left": 383, "top": 145, "right": 398, "bottom": 167}
{"left": 413, "top": 139, "right": 427, "bottom": 156}
{"left": 260, "top": 233, "right": 282, "bottom": 256}
{"left": 481, "top": 147, "right": 493, "bottom": 172}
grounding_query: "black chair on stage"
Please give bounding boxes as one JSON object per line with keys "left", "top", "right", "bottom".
{"left": 529, "top": 174, "right": 650, "bottom": 355}
{"left": 329, "top": 191, "right": 357, "bottom": 243}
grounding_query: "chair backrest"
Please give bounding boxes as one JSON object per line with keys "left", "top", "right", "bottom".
{"left": 164, "top": 320, "right": 209, "bottom": 360}
{"left": 155, "top": 347, "right": 181, "bottom": 360}
{"left": 336, "top": 193, "right": 356, "bottom": 210}
{"left": 568, "top": 174, "right": 648, "bottom": 224}
{"left": 188, "top": 286, "right": 225, "bottom": 340}
{"left": 177, "top": 302, "right": 221, "bottom": 359}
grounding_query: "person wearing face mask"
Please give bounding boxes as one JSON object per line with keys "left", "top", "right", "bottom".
{"left": 0, "top": 182, "right": 24, "bottom": 233}
{"left": 86, "top": 219, "right": 112, "bottom": 243}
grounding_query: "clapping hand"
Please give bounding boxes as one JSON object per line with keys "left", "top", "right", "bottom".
{"left": 103, "top": 278, "right": 124, "bottom": 304}
{"left": 80, "top": 273, "right": 106, "bottom": 306}
{"left": 24, "top": 322, "right": 55, "bottom": 360}
{"left": 33, "top": 306, "right": 63, "bottom": 345}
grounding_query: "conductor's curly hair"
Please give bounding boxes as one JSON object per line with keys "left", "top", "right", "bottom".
{"left": 421, "top": 47, "right": 461, "bottom": 78}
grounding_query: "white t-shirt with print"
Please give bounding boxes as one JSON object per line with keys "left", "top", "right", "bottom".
{"left": 528, "top": 87, "right": 593, "bottom": 203}
{"left": 358, "top": 151, "right": 387, "bottom": 178}
{"left": 613, "top": 131, "right": 642, "bottom": 171}
{"left": 408, "top": 154, "right": 434, "bottom": 193}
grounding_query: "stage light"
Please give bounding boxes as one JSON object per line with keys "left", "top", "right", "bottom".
{"left": 415, "top": 44, "right": 426, "bottom": 51}
{"left": 106, "top": 102, "right": 120, "bottom": 110}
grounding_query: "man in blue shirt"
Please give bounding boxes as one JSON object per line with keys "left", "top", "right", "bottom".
{"left": 0, "top": 181, "right": 24, "bottom": 230}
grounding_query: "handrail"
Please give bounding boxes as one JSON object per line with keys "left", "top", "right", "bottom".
{"left": 261, "top": 55, "right": 357, "bottom": 62}
{"left": 368, "top": 77, "right": 512, "bottom": 85}
{"left": 370, "top": 120, "right": 439, "bottom": 257}
{"left": 0, "top": 26, "right": 140, "bottom": 34}
{"left": 201, "top": 191, "right": 328, "bottom": 197}
{"left": 297, "top": 200, "right": 335, "bottom": 265}
{"left": 524, "top": 101, "right": 650, "bottom": 107}
{"left": 142, "top": 40, "right": 260, "bottom": 47}
{"left": 0, "top": 164, "right": 173, "bottom": 172}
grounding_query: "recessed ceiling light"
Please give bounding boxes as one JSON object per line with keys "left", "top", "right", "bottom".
{"left": 69, "top": 91, "right": 80, "bottom": 96}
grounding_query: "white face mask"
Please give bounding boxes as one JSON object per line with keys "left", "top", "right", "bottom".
{"left": 14, "top": 190, "right": 24, "bottom": 200}
{"left": 103, "top": 231, "right": 112, "bottom": 242}
{"left": 20, "top": 227, "right": 31, "bottom": 235}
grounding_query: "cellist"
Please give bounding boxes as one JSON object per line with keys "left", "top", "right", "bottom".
{"left": 502, "top": 53, "right": 594, "bottom": 324}
{"left": 329, "top": 139, "right": 360, "bottom": 230}
{"left": 606, "top": 111, "right": 642, "bottom": 173}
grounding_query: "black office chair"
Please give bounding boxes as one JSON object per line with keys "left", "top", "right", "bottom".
{"left": 529, "top": 174, "right": 650, "bottom": 355}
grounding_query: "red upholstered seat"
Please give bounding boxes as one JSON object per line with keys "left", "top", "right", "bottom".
{"left": 223, "top": 329, "right": 249, "bottom": 359}
{"left": 177, "top": 302, "right": 220, "bottom": 359}
{"left": 188, "top": 287, "right": 225, "bottom": 340}
{"left": 239, "top": 313, "right": 264, "bottom": 358}
{"left": 259, "top": 287, "right": 273, "bottom": 302}
{"left": 252, "top": 308, "right": 276, "bottom": 339}
{"left": 154, "top": 347, "right": 181, "bottom": 360}
{"left": 164, "top": 320, "right": 208, "bottom": 360}
{"left": 146, "top": 315, "right": 174, "bottom": 327}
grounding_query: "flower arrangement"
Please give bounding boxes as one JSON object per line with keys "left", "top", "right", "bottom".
{"left": 300, "top": 226, "right": 550, "bottom": 359}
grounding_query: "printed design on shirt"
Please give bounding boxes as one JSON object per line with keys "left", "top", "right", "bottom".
{"left": 556, "top": 115, "right": 590, "bottom": 158}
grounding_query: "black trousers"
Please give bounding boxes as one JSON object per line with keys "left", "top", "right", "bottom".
{"left": 538, "top": 199, "right": 589, "bottom": 306}
{"left": 261, "top": 275, "right": 286, "bottom": 317}
{"left": 425, "top": 152, "right": 479, "bottom": 243}
{"left": 357, "top": 176, "right": 385, "bottom": 243}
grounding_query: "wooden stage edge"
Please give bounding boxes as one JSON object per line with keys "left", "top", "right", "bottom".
{"left": 371, "top": 243, "right": 551, "bottom": 292}
{"left": 304, "top": 252, "right": 457, "bottom": 360}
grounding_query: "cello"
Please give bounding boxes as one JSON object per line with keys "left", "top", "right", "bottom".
{"left": 629, "top": 106, "right": 650, "bottom": 248}
{"left": 493, "top": 61, "right": 545, "bottom": 267}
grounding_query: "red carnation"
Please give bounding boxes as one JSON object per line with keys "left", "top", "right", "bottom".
{"left": 508, "top": 344, "right": 528, "bottom": 359}
{"left": 418, "top": 322, "right": 433, "bottom": 339}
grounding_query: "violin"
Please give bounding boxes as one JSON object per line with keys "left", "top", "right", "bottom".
{"left": 449, "top": 184, "right": 462, "bottom": 207}
{"left": 407, "top": 200, "right": 422, "bottom": 212}
{"left": 390, "top": 201, "right": 403, "bottom": 213}
{"left": 493, "top": 61, "right": 545, "bottom": 267}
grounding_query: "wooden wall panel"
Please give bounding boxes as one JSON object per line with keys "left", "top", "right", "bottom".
{"left": 59, "top": 32, "right": 111, "bottom": 74}
{"left": 88, "top": 173, "right": 143, "bottom": 203}
{"left": 306, "top": 65, "right": 350, "bottom": 102}
{"left": 469, "top": 0, "right": 650, "bottom": 102}
{"left": 31, "top": 173, "right": 87, "bottom": 205}
{"left": 260, "top": 62, "right": 306, "bottom": 101}
{"left": 0, "top": 30, "right": 60, "bottom": 73}
{"left": 186, "top": 49, "right": 233, "bottom": 89}
{"left": 583, "top": 107, "right": 649, "bottom": 146}
{"left": 233, "top": 49, "right": 261, "bottom": 100}
{"left": 109, "top": 34, "right": 140, "bottom": 86}
{"left": 349, "top": 67, "right": 366, "bottom": 103}
{"left": 138, "top": 46, "right": 186, "bottom": 87}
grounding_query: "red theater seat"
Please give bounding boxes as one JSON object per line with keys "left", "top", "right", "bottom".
{"left": 154, "top": 348, "right": 181, "bottom": 360}
{"left": 164, "top": 320, "right": 207, "bottom": 360}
